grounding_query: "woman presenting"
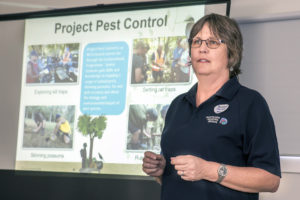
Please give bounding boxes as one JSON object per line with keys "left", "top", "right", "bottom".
{"left": 142, "top": 13, "right": 281, "bottom": 200}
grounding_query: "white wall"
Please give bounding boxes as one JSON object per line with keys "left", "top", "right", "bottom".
{"left": 0, "top": 20, "right": 23, "bottom": 169}
{"left": 239, "top": 18, "right": 300, "bottom": 156}
{"left": 231, "top": 0, "right": 300, "bottom": 22}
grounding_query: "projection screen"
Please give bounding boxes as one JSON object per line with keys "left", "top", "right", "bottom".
{"left": 13, "top": 0, "right": 230, "bottom": 176}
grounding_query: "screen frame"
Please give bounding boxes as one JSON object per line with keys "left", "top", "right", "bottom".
{"left": 0, "top": 0, "right": 231, "bottom": 21}
{"left": 2, "top": 0, "right": 231, "bottom": 180}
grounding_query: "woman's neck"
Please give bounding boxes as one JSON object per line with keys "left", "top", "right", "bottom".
{"left": 196, "top": 75, "right": 229, "bottom": 107}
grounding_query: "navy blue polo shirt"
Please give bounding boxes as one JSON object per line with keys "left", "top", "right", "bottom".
{"left": 160, "top": 77, "right": 281, "bottom": 200}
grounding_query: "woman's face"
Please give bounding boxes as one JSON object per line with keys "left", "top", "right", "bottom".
{"left": 190, "top": 23, "right": 229, "bottom": 79}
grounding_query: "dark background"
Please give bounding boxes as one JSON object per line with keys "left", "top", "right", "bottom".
{"left": 0, "top": 170, "right": 160, "bottom": 200}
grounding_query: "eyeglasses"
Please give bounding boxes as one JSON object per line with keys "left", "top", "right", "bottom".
{"left": 189, "top": 38, "right": 225, "bottom": 49}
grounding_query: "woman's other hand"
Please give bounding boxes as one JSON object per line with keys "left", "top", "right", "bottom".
{"left": 171, "top": 155, "right": 214, "bottom": 182}
{"left": 143, "top": 151, "right": 166, "bottom": 177}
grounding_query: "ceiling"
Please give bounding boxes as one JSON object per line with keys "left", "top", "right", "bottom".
{"left": 1, "top": 0, "right": 300, "bottom": 22}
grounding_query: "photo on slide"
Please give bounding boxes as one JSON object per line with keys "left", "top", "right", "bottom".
{"left": 127, "top": 104, "right": 169, "bottom": 151}
{"left": 26, "top": 43, "right": 79, "bottom": 84}
{"left": 22, "top": 105, "right": 75, "bottom": 148}
{"left": 131, "top": 37, "right": 192, "bottom": 84}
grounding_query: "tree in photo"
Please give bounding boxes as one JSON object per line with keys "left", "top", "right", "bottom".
{"left": 77, "top": 115, "right": 107, "bottom": 168}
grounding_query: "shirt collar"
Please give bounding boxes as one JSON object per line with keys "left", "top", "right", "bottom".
{"left": 184, "top": 76, "right": 241, "bottom": 105}
{"left": 215, "top": 76, "right": 241, "bottom": 100}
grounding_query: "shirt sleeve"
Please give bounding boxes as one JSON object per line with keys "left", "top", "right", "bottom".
{"left": 242, "top": 92, "right": 281, "bottom": 177}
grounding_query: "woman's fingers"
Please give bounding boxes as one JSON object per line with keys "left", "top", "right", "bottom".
{"left": 144, "top": 151, "right": 158, "bottom": 159}
{"left": 143, "top": 161, "right": 159, "bottom": 169}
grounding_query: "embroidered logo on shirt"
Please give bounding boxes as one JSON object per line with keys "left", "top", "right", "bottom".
{"left": 206, "top": 116, "right": 220, "bottom": 124}
{"left": 219, "top": 117, "right": 228, "bottom": 125}
{"left": 214, "top": 104, "right": 229, "bottom": 114}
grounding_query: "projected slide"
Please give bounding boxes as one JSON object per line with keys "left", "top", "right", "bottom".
{"left": 16, "top": 4, "right": 205, "bottom": 175}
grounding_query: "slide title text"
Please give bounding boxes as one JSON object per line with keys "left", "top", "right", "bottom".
{"left": 54, "top": 15, "right": 168, "bottom": 36}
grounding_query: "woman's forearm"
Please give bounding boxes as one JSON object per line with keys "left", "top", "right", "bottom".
{"left": 205, "top": 162, "right": 280, "bottom": 193}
